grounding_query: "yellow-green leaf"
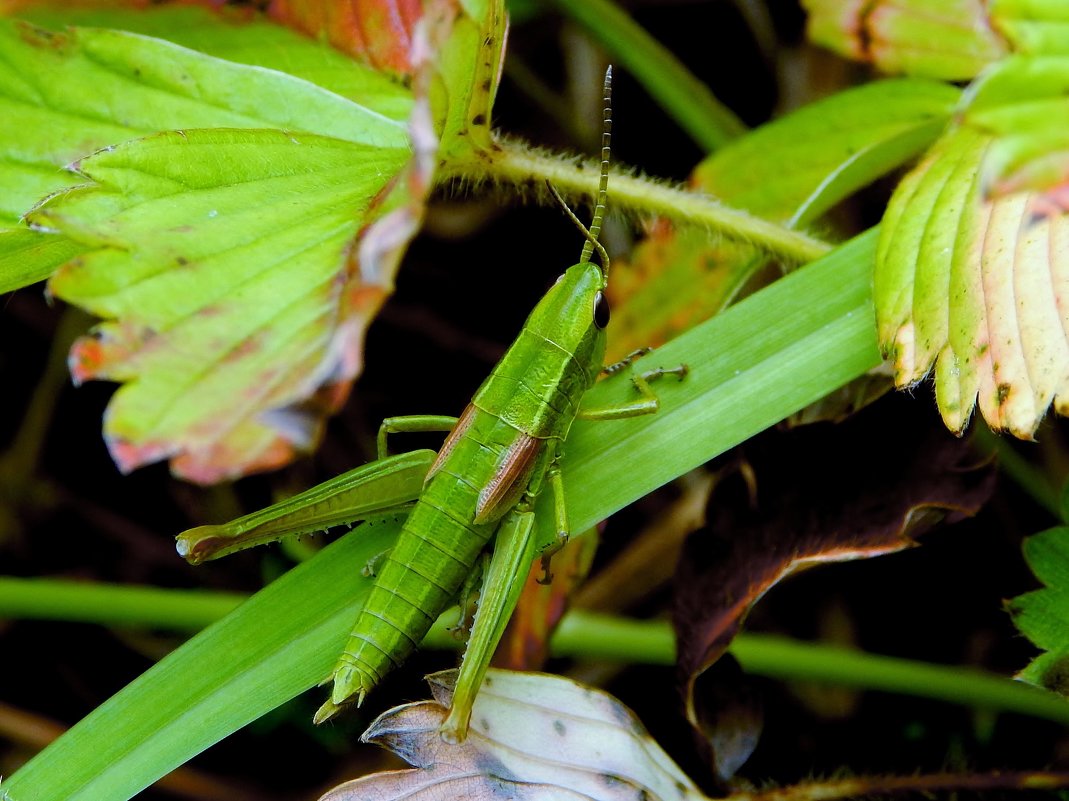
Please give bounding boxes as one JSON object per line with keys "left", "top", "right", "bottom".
{"left": 964, "top": 55, "right": 1069, "bottom": 197}
{"left": 991, "top": 0, "right": 1069, "bottom": 56}
{"left": 32, "top": 129, "right": 409, "bottom": 482}
{"left": 696, "top": 79, "right": 959, "bottom": 226}
{"left": 1, "top": 1, "right": 506, "bottom": 481}
{"left": 803, "top": 0, "right": 1009, "bottom": 80}
{"left": 875, "top": 125, "right": 1069, "bottom": 436}
{"left": 610, "top": 79, "right": 956, "bottom": 362}
{"left": 0, "top": 228, "right": 81, "bottom": 293}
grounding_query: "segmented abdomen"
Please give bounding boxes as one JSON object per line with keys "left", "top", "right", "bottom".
{"left": 332, "top": 432, "right": 500, "bottom": 701}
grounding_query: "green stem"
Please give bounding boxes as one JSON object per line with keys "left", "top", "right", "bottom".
{"left": 442, "top": 141, "right": 831, "bottom": 264}
{"left": 0, "top": 578, "right": 243, "bottom": 632}
{"left": 544, "top": 0, "right": 746, "bottom": 150}
{"left": 551, "top": 611, "right": 1069, "bottom": 727}
{"left": 728, "top": 632, "right": 1069, "bottom": 726}
{"left": 5, "top": 578, "right": 1061, "bottom": 725}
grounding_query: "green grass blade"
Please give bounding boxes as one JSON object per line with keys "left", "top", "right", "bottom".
{"left": 2, "top": 230, "right": 880, "bottom": 801}
{"left": 545, "top": 613, "right": 1069, "bottom": 727}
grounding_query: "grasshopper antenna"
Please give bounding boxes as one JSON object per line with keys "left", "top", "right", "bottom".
{"left": 546, "top": 65, "right": 613, "bottom": 273}
{"left": 581, "top": 64, "right": 612, "bottom": 267}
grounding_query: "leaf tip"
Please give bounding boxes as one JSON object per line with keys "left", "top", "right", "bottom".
{"left": 106, "top": 435, "right": 175, "bottom": 476}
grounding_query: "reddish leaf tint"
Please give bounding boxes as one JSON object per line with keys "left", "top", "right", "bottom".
{"left": 268, "top": 0, "right": 420, "bottom": 75}
{"left": 607, "top": 219, "right": 753, "bottom": 365}
{"left": 803, "top": 0, "right": 1008, "bottom": 80}
{"left": 4, "top": 0, "right": 421, "bottom": 72}
{"left": 8, "top": 0, "right": 500, "bottom": 481}
{"left": 673, "top": 399, "right": 995, "bottom": 770}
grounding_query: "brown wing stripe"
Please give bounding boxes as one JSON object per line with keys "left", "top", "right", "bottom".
{"left": 426, "top": 403, "right": 478, "bottom": 483}
{"left": 475, "top": 433, "right": 543, "bottom": 524}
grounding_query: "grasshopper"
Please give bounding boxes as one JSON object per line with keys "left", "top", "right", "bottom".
{"left": 177, "top": 66, "right": 685, "bottom": 740}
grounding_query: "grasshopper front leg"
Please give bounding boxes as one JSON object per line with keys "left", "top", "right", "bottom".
{"left": 377, "top": 415, "right": 459, "bottom": 459}
{"left": 578, "top": 363, "right": 689, "bottom": 421}
{"left": 533, "top": 359, "right": 688, "bottom": 570}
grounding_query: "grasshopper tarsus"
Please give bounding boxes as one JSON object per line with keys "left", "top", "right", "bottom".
{"left": 602, "top": 347, "right": 653, "bottom": 376}
{"left": 536, "top": 556, "right": 554, "bottom": 585}
{"left": 536, "top": 529, "right": 569, "bottom": 585}
{"left": 640, "top": 364, "right": 689, "bottom": 382}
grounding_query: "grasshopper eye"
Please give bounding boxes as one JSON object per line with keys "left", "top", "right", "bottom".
{"left": 593, "top": 290, "right": 609, "bottom": 328}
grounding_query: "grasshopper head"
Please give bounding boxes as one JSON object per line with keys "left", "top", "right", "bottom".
{"left": 528, "top": 260, "right": 608, "bottom": 381}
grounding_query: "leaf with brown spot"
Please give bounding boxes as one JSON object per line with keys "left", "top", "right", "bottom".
{"left": 875, "top": 60, "right": 1069, "bottom": 439}
{"left": 802, "top": 0, "right": 1008, "bottom": 80}
{"left": 318, "top": 669, "right": 709, "bottom": 801}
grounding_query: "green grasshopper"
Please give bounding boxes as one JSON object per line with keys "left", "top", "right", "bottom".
{"left": 177, "top": 66, "right": 685, "bottom": 741}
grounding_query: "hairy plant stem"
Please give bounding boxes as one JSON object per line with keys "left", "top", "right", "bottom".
{"left": 439, "top": 140, "right": 832, "bottom": 265}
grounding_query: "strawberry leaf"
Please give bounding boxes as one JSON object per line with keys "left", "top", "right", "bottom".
{"left": 803, "top": 0, "right": 1009, "bottom": 80}
{"left": 33, "top": 128, "right": 409, "bottom": 481}
{"left": 1007, "top": 525, "right": 1069, "bottom": 695}
{"left": 991, "top": 0, "right": 1069, "bottom": 56}
{"left": 12, "top": 14, "right": 414, "bottom": 480}
{"left": 18, "top": 4, "right": 415, "bottom": 118}
{"left": 965, "top": 55, "right": 1069, "bottom": 198}
{"left": 0, "top": 228, "right": 81, "bottom": 293}
{"left": 875, "top": 91, "right": 1069, "bottom": 436}
{"left": 3, "top": 1, "right": 505, "bottom": 480}
{"left": 0, "top": 16, "right": 410, "bottom": 227}
{"left": 268, "top": 0, "right": 421, "bottom": 75}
